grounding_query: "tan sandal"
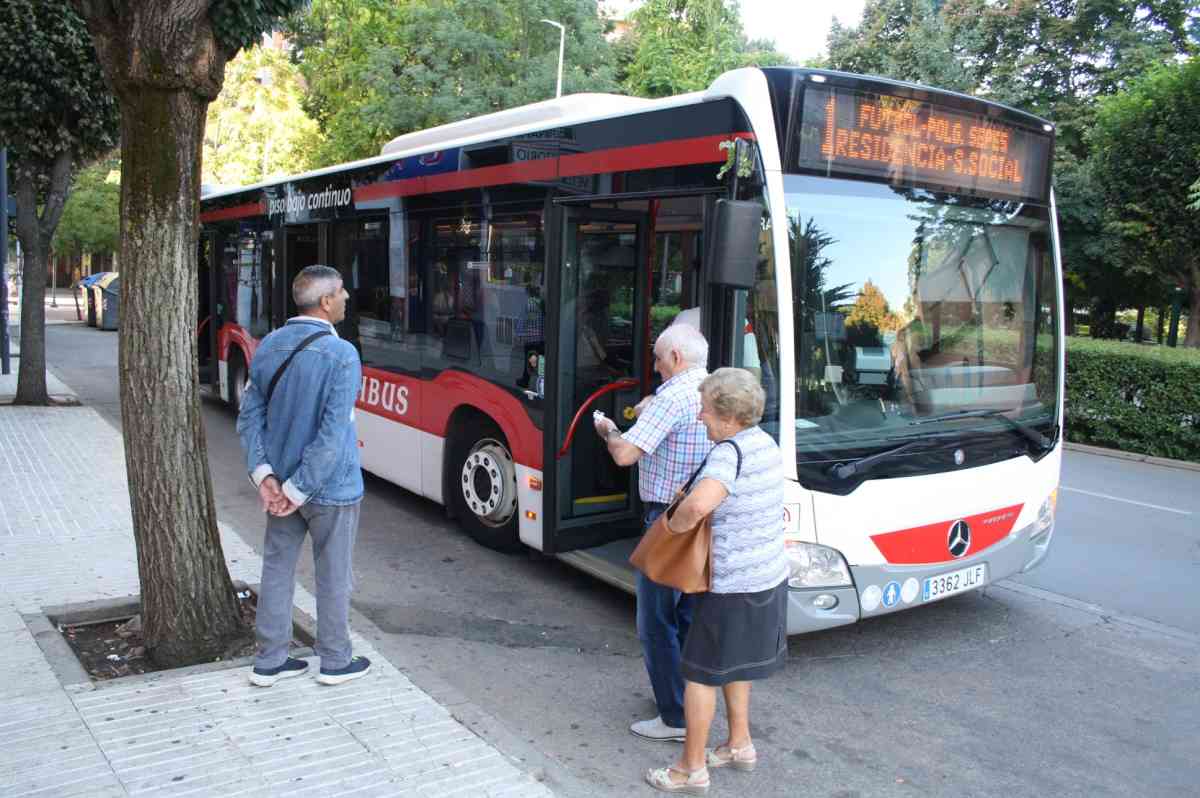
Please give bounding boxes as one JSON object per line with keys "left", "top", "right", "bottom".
{"left": 706, "top": 743, "right": 757, "bottom": 771}
{"left": 645, "top": 764, "right": 710, "bottom": 794}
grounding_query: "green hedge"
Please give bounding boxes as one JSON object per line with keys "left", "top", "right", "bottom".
{"left": 1065, "top": 337, "right": 1200, "bottom": 461}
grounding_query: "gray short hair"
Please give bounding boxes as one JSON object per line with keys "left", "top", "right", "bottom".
{"left": 293, "top": 265, "right": 343, "bottom": 311}
{"left": 700, "top": 368, "right": 765, "bottom": 427}
{"left": 655, "top": 323, "right": 708, "bottom": 367}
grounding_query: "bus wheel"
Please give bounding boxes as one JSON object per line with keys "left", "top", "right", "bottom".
{"left": 449, "top": 421, "right": 522, "bottom": 553}
{"left": 228, "top": 353, "right": 248, "bottom": 412}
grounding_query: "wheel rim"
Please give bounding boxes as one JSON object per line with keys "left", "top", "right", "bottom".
{"left": 460, "top": 438, "right": 517, "bottom": 528}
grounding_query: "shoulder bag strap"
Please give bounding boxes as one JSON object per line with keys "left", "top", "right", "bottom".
{"left": 264, "top": 329, "right": 332, "bottom": 406}
{"left": 679, "top": 438, "right": 743, "bottom": 496}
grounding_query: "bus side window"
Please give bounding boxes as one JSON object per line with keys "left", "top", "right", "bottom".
{"left": 237, "top": 226, "right": 271, "bottom": 340}
{"left": 418, "top": 197, "right": 546, "bottom": 388}
{"left": 333, "top": 217, "right": 419, "bottom": 372}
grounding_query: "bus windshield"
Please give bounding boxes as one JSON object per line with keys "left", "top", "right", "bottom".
{"left": 783, "top": 174, "right": 1060, "bottom": 486}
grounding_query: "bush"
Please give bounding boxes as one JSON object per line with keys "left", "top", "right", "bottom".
{"left": 1065, "top": 337, "right": 1200, "bottom": 461}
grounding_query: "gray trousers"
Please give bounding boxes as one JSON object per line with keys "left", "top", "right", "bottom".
{"left": 255, "top": 501, "right": 360, "bottom": 671}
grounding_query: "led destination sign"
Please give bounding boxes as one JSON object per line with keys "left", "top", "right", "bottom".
{"left": 796, "top": 85, "right": 1051, "bottom": 202}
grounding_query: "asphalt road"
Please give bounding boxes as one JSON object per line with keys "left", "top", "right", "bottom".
{"left": 44, "top": 318, "right": 1200, "bottom": 798}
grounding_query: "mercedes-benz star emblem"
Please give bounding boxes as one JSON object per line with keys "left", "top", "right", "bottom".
{"left": 947, "top": 520, "right": 971, "bottom": 558}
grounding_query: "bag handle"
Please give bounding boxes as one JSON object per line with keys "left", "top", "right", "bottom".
{"left": 265, "top": 329, "right": 332, "bottom": 406}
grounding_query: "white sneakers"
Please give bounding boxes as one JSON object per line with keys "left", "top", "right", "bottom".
{"left": 631, "top": 715, "right": 687, "bottom": 742}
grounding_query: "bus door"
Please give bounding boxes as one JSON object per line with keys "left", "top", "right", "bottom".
{"left": 197, "top": 231, "right": 219, "bottom": 389}
{"left": 549, "top": 208, "right": 650, "bottom": 551}
{"left": 280, "top": 223, "right": 322, "bottom": 320}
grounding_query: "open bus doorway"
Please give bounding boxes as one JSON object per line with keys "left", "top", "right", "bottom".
{"left": 197, "top": 233, "right": 218, "bottom": 389}
{"left": 282, "top": 223, "right": 321, "bottom": 320}
{"left": 549, "top": 195, "right": 709, "bottom": 576}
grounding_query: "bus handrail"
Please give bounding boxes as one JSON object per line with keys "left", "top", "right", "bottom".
{"left": 197, "top": 315, "right": 211, "bottom": 338}
{"left": 556, "top": 377, "right": 639, "bottom": 460}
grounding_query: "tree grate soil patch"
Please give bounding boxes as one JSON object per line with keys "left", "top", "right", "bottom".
{"left": 57, "top": 589, "right": 310, "bottom": 681}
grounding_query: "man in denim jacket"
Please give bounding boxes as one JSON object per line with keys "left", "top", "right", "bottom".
{"left": 237, "top": 265, "right": 371, "bottom": 687}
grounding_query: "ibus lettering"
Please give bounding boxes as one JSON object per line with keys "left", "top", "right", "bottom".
{"left": 359, "top": 376, "right": 409, "bottom": 415}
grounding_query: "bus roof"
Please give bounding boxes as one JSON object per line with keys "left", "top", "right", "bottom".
{"left": 201, "top": 88, "right": 710, "bottom": 203}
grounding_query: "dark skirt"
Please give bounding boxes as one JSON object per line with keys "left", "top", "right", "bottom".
{"left": 681, "top": 580, "right": 788, "bottom": 686}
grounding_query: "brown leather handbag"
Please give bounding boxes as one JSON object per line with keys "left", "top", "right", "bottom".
{"left": 629, "top": 440, "right": 742, "bottom": 593}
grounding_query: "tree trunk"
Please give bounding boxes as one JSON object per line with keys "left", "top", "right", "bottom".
{"left": 11, "top": 152, "right": 73, "bottom": 405}
{"left": 1134, "top": 306, "right": 1144, "bottom": 343}
{"left": 116, "top": 87, "right": 243, "bottom": 667}
{"left": 73, "top": 0, "right": 244, "bottom": 669}
{"left": 1090, "top": 299, "right": 1118, "bottom": 339}
{"left": 1185, "top": 269, "right": 1200, "bottom": 348}
{"left": 1156, "top": 306, "right": 1166, "bottom": 343}
{"left": 13, "top": 232, "right": 48, "bottom": 404}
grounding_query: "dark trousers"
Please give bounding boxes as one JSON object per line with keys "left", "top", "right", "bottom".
{"left": 635, "top": 502, "right": 695, "bottom": 728}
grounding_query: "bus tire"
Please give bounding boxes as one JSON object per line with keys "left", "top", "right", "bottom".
{"left": 448, "top": 418, "right": 522, "bottom": 553}
{"left": 227, "top": 352, "right": 248, "bottom": 413}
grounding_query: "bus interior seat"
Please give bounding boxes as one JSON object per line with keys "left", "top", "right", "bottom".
{"left": 442, "top": 318, "right": 479, "bottom": 364}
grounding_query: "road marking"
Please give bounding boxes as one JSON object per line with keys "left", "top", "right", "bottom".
{"left": 994, "top": 580, "right": 1200, "bottom": 645}
{"left": 1060, "top": 486, "right": 1192, "bottom": 516}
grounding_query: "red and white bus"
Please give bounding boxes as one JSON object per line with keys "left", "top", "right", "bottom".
{"left": 199, "top": 67, "right": 1063, "bottom": 633}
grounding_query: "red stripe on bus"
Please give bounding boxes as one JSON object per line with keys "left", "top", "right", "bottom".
{"left": 352, "top": 132, "right": 753, "bottom": 204}
{"left": 354, "top": 159, "right": 558, "bottom": 202}
{"left": 557, "top": 134, "right": 738, "bottom": 177}
{"left": 869, "top": 503, "right": 1024, "bottom": 564}
{"left": 200, "top": 201, "right": 267, "bottom": 223}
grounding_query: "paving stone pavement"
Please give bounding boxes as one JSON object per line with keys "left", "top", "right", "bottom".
{"left": 0, "top": 397, "right": 554, "bottom": 798}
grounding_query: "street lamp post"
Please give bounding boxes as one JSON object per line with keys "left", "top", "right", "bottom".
{"left": 541, "top": 19, "right": 565, "bottom": 99}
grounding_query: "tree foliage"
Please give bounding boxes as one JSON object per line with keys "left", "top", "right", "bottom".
{"left": 284, "top": 0, "right": 620, "bottom": 166}
{"left": 845, "top": 280, "right": 901, "bottom": 346}
{"left": 0, "top": 1, "right": 118, "bottom": 184}
{"left": 0, "top": 0, "right": 119, "bottom": 404}
{"left": 211, "top": 0, "right": 308, "bottom": 51}
{"left": 52, "top": 157, "right": 120, "bottom": 259}
{"left": 204, "top": 44, "right": 323, "bottom": 187}
{"left": 280, "top": 0, "right": 407, "bottom": 165}
{"left": 1089, "top": 58, "right": 1200, "bottom": 347}
{"left": 619, "top": 0, "right": 791, "bottom": 98}
{"left": 826, "top": 0, "right": 976, "bottom": 93}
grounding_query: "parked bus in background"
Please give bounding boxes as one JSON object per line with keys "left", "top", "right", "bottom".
{"left": 198, "top": 67, "right": 1063, "bottom": 634}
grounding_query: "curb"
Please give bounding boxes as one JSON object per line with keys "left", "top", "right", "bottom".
{"left": 1064, "top": 441, "right": 1200, "bottom": 473}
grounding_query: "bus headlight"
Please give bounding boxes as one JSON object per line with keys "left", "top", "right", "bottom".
{"left": 1032, "top": 488, "right": 1057, "bottom": 543}
{"left": 786, "top": 541, "right": 853, "bottom": 589}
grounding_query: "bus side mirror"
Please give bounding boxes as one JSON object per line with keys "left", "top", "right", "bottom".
{"left": 707, "top": 199, "right": 763, "bottom": 289}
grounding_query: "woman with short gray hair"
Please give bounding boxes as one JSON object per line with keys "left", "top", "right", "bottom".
{"left": 644, "top": 367, "right": 788, "bottom": 795}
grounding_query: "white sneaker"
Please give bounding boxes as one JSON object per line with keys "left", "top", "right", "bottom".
{"left": 631, "top": 715, "right": 687, "bottom": 742}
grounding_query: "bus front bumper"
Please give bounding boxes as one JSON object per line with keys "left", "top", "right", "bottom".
{"left": 786, "top": 519, "right": 1053, "bottom": 635}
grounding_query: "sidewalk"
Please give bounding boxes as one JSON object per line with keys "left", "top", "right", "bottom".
{"left": 0, "top": 383, "right": 554, "bottom": 796}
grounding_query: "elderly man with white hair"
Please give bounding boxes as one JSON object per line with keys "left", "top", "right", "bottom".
{"left": 594, "top": 322, "right": 712, "bottom": 742}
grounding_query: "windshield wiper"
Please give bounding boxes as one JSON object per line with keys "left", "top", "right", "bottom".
{"left": 828, "top": 440, "right": 926, "bottom": 481}
{"left": 909, "top": 409, "right": 1053, "bottom": 452}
